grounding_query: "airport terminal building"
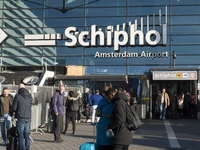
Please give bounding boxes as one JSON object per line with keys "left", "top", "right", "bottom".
{"left": 0, "top": 0, "right": 200, "bottom": 119}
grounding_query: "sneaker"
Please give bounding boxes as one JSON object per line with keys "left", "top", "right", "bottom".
{"left": 1, "top": 141, "right": 6, "bottom": 145}
{"left": 86, "top": 119, "right": 91, "bottom": 123}
{"left": 54, "top": 139, "right": 63, "bottom": 143}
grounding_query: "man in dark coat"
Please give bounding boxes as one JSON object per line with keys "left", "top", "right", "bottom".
{"left": 107, "top": 92, "right": 132, "bottom": 150}
{"left": 12, "top": 83, "right": 32, "bottom": 150}
{"left": 53, "top": 85, "right": 65, "bottom": 143}
{"left": 83, "top": 88, "right": 92, "bottom": 122}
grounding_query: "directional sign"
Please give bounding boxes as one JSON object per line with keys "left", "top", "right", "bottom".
{"left": 0, "top": 28, "right": 8, "bottom": 44}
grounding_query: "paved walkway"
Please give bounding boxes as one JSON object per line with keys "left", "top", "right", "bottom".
{"left": 0, "top": 119, "right": 200, "bottom": 150}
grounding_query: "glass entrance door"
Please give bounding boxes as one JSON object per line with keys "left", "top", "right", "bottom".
{"left": 152, "top": 80, "right": 196, "bottom": 119}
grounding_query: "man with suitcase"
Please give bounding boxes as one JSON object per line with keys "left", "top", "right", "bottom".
{"left": 12, "top": 83, "right": 32, "bottom": 150}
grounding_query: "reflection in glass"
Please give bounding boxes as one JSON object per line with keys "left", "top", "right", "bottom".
{"left": 85, "top": 66, "right": 126, "bottom": 75}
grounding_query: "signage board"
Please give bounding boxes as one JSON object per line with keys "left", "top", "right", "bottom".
{"left": 66, "top": 66, "right": 84, "bottom": 76}
{"left": 153, "top": 71, "right": 197, "bottom": 80}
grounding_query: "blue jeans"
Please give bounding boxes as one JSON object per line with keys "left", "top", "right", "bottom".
{"left": 160, "top": 102, "right": 166, "bottom": 119}
{"left": 0, "top": 113, "right": 12, "bottom": 141}
{"left": 17, "top": 119, "right": 31, "bottom": 150}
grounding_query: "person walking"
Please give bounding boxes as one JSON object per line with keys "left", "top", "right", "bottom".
{"left": 96, "top": 87, "right": 116, "bottom": 150}
{"left": 83, "top": 88, "right": 91, "bottom": 122}
{"left": 178, "top": 91, "right": 184, "bottom": 118}
{"left": 190, "top": 91, "right": 197, "bottom": 118}
{"left": 52, "top": 85, "right": 65, "bottom": 143}
{"left": 89, "top": 89, "right": 103, "bottom": 124}
{"left": 0, "top": 87, "right": 14, "bottom": 145}
{"left": 156, "top": 88, "right": 170, "bottom": 119}
{"left": 63, "top": 91, "right": 79, "bottom": 134}
{"left": 76, "top": 91, "right": 83, "bottom": 123}
{"left": 11, "top": 84, "right": 32, "bottom": 150}
{"left": 106, "top": 91, "right": 132, "bottom": 150}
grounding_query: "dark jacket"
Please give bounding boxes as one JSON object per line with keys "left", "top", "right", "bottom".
{"left": 0, "top": 94, "right": 14, "bottom": 117}
{"left": 83, "top": 92, "right": 92, "bottom": 105}
{"left": 65, "top": 96, "right": 79, "bottom": 117}
{"left": 12, "top": 88, "right": 32, "bottom": 119}
{"left": 53, "top": 90, "right": 65, "bottom": 116}
{"left": 108, "top": 92, "right": 132, "bottom": 146}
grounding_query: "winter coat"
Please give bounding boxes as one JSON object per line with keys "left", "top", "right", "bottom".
{"left": 0, "top": 94, "right": 14, "bottom": 117}
{"left": 96, "top": 98, "right": 113, "bottom": 146}
{"left": 53, "top": 90, "right": 65, "bottom": 116}
{"left": 108, "top": 92, "right": 132, "bottom": 146}
{"left": 65, "top": 95, "right": 79, "bottom": 117}
{"left": 156, "top": 92, "right": 170, "bottom": 108}
{"left": 12, "top": 88, "right": 32, "bottom": 119}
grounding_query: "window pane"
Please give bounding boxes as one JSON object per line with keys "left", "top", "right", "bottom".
{"left": 85, "top": 66, "right": 126, "bottom": 75}
{"left": 171, "top": 35, "right": 200, "bottom": 45}
{"left": 45, "top": 18, "right": 84, "bottom": 27}
{"left": 3, "top": 9, "right": 43, "bottom": 18}
{"left": 3, "top": 57, "right": 42, "bottom": 66}
{"left": 128, "top": 66, "right": 168, "bottom": 75}
{"left": 172, "top": 6, "right": 200, "bottom": 15}
{"left": 128, "top": 6, "right": 166, "bottom": 17}
{"left": 171, "top": 0, "right": 200, "bottom": 5}
{"left": 44, "top": 57, "right": 57, "bottom": 66}
{"left": 86, "top": 17, "right": 126, "bottom": 26}
{"left": 172, "top": 16, "right": 200, "bottom": 25}
{"left": 87, "top": 0, "right": 126, "bottom": 7}
{"left": 45, "top": 8, "right": 84, "bottom": 17}
{"left": 43, "top": 47, "right": 57, "bottom": 56}
{"left": 172, "top": 26, "right": 200, "bottom": 35}
{"left": 5, "top": 0, "right": 44, "bottom": 8}
{"left": 3, "top": 19, "right": 43, "bottom": 28}
{"left": 4, "top": 28, "right": 43, "bottom": 37}
{"left": 43, "top": 47, "right": 84, "bottom": 56}
{"left": 3, "top": 38, "right": 24, "bottom": 46}
{"left": 3, "top": 47, "right": 42, "bottom": 56}
{"left": 86, "top": 7, "right": 126, "bottom": 17}
{"left": 175, "top": 56, "right": 200, "bottom": 65}
{"left": 172, "top": 46, "right": 200, "bottom": 55}
{"left": 85, "top": 56, "right": 126, "bottom": 65}
{"left": 128, "top": 0, "right": 169, "bottom": 6}
{"left": 50, "top": 56, "right": 84, "bottom": 66}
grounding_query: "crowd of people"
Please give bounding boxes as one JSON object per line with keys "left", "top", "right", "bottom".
{"left": 51, "top": 84, "right": 137, "bottom": 150}
{"left": 156, "top": 88, "right": 197, "bottom": 119}
{"left": 0, "top": 82, "right": 198, "bottom": 150}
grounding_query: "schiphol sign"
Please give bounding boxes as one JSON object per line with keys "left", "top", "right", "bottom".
{"left": 64, "top": 23, "right": 167, "bottom": 51}
{"left": 24, "top": 7, "right": 168, "bottom": 59}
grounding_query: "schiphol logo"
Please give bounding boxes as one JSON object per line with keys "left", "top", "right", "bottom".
{"left": 24, "top": 6, "right": 168, "bottom": 58}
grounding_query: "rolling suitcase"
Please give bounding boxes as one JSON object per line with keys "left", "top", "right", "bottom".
{"left": 6, "top": 127, "right": 19, "bottom": 150}
{"left": 79, "top": 124, "right": 96, "bottom": 150}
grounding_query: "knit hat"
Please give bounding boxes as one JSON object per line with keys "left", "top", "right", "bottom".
{"left": 85, "top": 88, "right": 89, "bottom": 93}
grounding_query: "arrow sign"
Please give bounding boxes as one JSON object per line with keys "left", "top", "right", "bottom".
{"left": 0, "top": 28, "right": 8, "bottom": 44}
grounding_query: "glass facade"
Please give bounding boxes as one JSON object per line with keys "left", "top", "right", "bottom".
{"left": 0, "top": 0, "right": 200, "bottom": 74}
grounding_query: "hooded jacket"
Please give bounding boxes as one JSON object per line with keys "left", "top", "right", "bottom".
{"left": 108, "top": 92, "right": 132, "bottom": 145}
{"left": 0, "top": 94, "right": 14, "bottom": 117}
{"left": 12, "top": 88, "right": 32, "bottom": 119}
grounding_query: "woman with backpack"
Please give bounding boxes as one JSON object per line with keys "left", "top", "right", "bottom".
{"left": 63, "top": 91, "right": 79, "bottom": 134}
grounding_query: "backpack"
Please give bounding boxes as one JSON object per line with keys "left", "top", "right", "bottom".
{"left": 120, "top": 100, "right": 141, "bottom": 131}
{"left": 49, "top": 97, "right": 56, "bottom": 118}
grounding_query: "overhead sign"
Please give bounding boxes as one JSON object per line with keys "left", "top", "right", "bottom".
{"left": 25, "top": 7, "right": 168, "bottom": 52}
{"left": 0, "top": 28, "right": 8, "bottom": 44}
{"left": 153, "top": 71, "right": 197, "bottom": 80}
